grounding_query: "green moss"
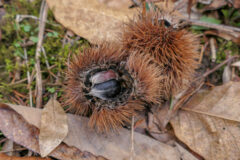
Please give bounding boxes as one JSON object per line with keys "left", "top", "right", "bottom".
{"left": 216, "top": 38, "right": 239, "bottom": 63}
{"left": 0, "top": 0, "right": 89, "bottom": 105}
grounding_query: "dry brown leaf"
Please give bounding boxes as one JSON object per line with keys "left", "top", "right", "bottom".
{"left": 65, "top": 116, "right": 180, "bottom": 160}
{"left": 0, "top": 153, "right": 52, "bottom": 160}
{"left": 39, "top": 98, "right": 68, "bottom": 157}
{"left": 46, "top": 0, "right": 136, "bottom": 43}
{"left": 4, "top": 103, "right": 182, "bottom": 160}
{"left": 0, "top": 103, "right": 106, "bottom": 160}
{"left": 171, "top": 82, "right": 240, "bottom": 160}
{"left": 0, "top": 104, "right": 40, "bottom": 153}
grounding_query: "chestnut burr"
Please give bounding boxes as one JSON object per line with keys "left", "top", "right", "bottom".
{"left": 122, "top": 7, "right": 200, "bottom": 99}
{"left": 65, "top": 43, "right": 163, "bottom": 132}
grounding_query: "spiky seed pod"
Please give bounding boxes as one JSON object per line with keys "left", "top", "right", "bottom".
{"left": 65, "top": 44, "right": 163, "bottom": 132}
{"left": 122, "top": 9, "right": 200, "bottom": 99}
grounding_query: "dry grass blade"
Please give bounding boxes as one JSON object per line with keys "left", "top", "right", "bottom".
{"left": 23, "top": 46, "right": 33, "bottom": 107}
{"left": 35, "top": 0, "right": 48, "bottom": 108}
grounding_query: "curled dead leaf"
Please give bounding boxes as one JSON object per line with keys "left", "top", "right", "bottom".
{"left": 39, "top": 98, "right": 68, "bottom": 157}
{"left": 0, "top": 103, "right": 106, "bottom": 160}
{"left": 171, "top": 82, "right": 240, "bottom": 160}
{"left": 1, "top": 103, "right": 182, "bottom": 160}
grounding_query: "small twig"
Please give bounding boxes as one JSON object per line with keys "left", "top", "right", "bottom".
{"left": 172, "top": 56, "right": 239, "bottom": 112}
{"left": 173, "top": 81, "right": 204, "bottom": 113}
{"left": 160, "top": 56, "right": 238, "bottom": 126}
{"left": 13, "top": 92, "right": 26, "bottom": 105}
{"left": 30, "top": 68, "right": 36, "bottom": 82}
{"left": 20, "top": 41, "right": 35, "bottom": 47}
{"left": 41, "top": 46, "right": 58, "bottom": 79}
{"left": 13, "top": 90, "right": 27, "bottom": 99}
{"left": 15, "top": 57, "right": 21, "bottom": 81}
{"left": 41, "top": 47, "right": 50, "bottom": 69}
{"left": 130, "top": 116, "right": 135, "bottom": 160}
{"left": 16, "top": 14, "right": 59, "bottom": 27}
{"left": 9, "top": 96, "right": 22, "bottom": 105}
{"left": 185, "top": 19, "right": 240, "bottom": 35}
{"left": 8, "top": 78, "right": 28, "bottom": 86}
{"left": 24, "top": 47, "right": 33, "bottom": 107}
{"left": 199, "top": 41, "right": 209, "bottom": 64}
{"left": 201, "top": 55, "right": 239, "bottom": 79}
{"left": 35, "top": 0, "right": 48, "bottom": 108}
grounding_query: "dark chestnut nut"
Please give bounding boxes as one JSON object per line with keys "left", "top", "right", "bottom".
{"left": 90, "top": 70, "right": 117, "bottom": 85}
{"left": 65, "top": 44, "right": 163, "bottom": 132}
{"left": 90, "top": 79, "right": 121, "bottom": 100}
{"left": 158, "top": 19, "right": 171, "bottom": 27}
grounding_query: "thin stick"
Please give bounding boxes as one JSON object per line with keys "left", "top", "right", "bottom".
{"left": 175, "top": 56, "right": 239, "bottom": 110}
{"left": 8, "top": 78, "right": 27, "bottom": 86}
{"left": 16, "top": 14, "right": 59, "bottom": 27}
{"left": 185, "top": 19, "right": 240, "bottom": 35}
{"left": 41, "top": 46, "right": 58, "bottom": 79}
{"left": 24, "top": 47, "right": 33, "bottom": 107}
{"left": 41, "top": 47, "right": 50, "bottom": 69}
{"left": 130, "top": 116, "right": 135, "bottom": 160}
{"left": 165, "top": 56, "right": 239, "bottom": 125}
{"left": 35, "top": 0, "right": 48, "bottom": 108}
{"left": 202, "top": 55, "right": 239, "bottom": 78}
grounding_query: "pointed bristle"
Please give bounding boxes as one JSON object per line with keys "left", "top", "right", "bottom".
{"left": 122, "top": 11, "right": 200, "bottom": 98}
{"left": 126, "top": 53, "right": 163, "bottom": 104}
{"left": 64, "top": 43, "right": 163, "bottom": 132}
{"left": 64, "top": 43, "right": 128, "bottom": 115}
{"left": 89, "top": 101, "right": 144, "bottom": 132}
